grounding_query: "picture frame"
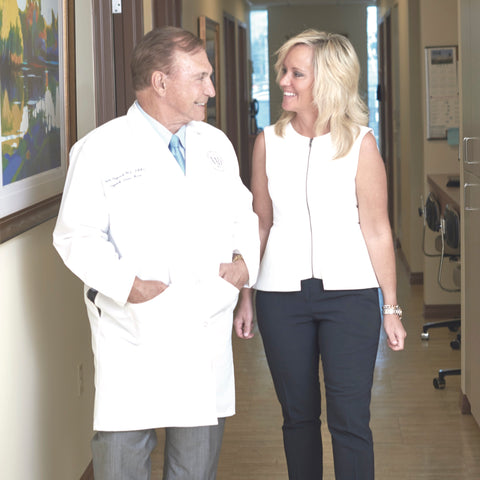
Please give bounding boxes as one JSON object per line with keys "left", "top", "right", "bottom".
{"left": 425, "top": 45, "right": 459, "bottom": 140}
{"left": 198, "top": 15, "right": 220, "bottom": 128}
{"left": 0, "top": 0, "right": 77, "bottom": 244}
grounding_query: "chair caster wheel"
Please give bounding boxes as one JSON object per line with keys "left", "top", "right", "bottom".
{"left": 421, "top": 331, "right": 430, "bottom": 340}
{"left": 450, "top": 339, "right": 460, "bottom": 350}
{"left": 433, "top": 377, "right": 446, "bottom": 389}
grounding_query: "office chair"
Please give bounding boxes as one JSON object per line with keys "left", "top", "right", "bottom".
{"left": 431, "top": 204, "right": 461, "bottom": 390}
{"left": 419, "top": 196, "right": 461, "bottom": 340}
{"left": 438, "top": 204, "right": 460, "bottom": 293}
{"left": 419, "top": 192, "right": 442, "bottom": 257}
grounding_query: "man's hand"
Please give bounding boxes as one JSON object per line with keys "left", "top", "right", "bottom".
{"left": 219, "top": 257, "right": 249, "bottom": 290}
{"left": 233, "top": 288, "right": 255, "bottom": 339}
{"left": 127, "top": 276, "right": 168, "bottom": 304}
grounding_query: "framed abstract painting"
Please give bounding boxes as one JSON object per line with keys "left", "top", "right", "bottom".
{"left": 0, "top": 0, "right": 76, "bottom": 243}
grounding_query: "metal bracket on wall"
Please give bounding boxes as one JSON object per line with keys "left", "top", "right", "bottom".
{"left": 112, "top": 0, "right": 122, "bottom": 14}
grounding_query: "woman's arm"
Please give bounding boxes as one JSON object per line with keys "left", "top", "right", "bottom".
{"left": 356, "top": 132, "right": 407, "bottom": 351}
{"left": 234, "top": 132, "right": 273, "bottom": 339}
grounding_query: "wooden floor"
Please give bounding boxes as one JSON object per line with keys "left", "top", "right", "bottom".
{"left": 151, "top": 260, "right": 480, "bottom": 479}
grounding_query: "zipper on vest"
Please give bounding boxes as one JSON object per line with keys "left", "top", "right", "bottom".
{"left": 305, "top": 138, "right": 314, "bottom": 278}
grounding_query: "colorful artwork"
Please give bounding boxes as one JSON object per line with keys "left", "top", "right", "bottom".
{"left": 1, "top": 0, "right": 61, "bottom": 186}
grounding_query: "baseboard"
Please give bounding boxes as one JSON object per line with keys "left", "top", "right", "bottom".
{"left": 396, "top": 244, "right": 423, "bottom": 285}
{"left": 409, "top": 271, "right": 423, "bottom": 285}
{"left": 80, "top": 461, "right": 94, "bottom": 480}
{"left": 460, "top": 391, "right": 472, "bottom": 415}
{"left": 423, "top": 303, "right": 461, "bottom": 319}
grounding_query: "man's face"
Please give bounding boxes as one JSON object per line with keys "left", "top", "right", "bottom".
{"left": 163, "top": 49, "right": 215, "bottom": 128}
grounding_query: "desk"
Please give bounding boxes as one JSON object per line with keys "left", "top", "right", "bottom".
{"left": 427, "top": 174, "right": 460, "bottom": 213}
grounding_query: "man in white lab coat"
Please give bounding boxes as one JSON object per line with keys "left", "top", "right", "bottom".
{"left": 53, "top": 26, "right": 259, "bottom": 480}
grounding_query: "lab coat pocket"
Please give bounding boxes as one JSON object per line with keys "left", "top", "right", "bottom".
{"left": 126, "top": 286, "right": 193, "bottom": 343}
{"left": 93, "top": 290, "right": 141, "bottom": 345}
{"left": 201, "top": 276, "right": 240, "bottom": 319}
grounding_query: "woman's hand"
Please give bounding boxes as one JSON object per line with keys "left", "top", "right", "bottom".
{"left": 383, "top": 314, "right": 407, "bottom": 351}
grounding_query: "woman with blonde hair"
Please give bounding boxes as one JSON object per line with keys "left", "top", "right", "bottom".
{"left": 234, "top": 29, "right": 406, "bottom": 479}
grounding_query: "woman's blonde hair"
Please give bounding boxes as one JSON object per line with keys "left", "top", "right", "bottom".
{"left": 274, "top": 29, "right": 369, "bottom": 159}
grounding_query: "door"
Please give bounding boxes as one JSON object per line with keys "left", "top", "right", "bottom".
{"left": 237, "top": 22, "right": 250, "bottom": 188}
{"left": 92, "top": 0, "right": 143, "bottom": 125}
{"left": 460, "top": 0, "right": 480, "bottom": 425}
{"left": 223, "top": 14, "right": 239, "bottom": 155}
{"left": 378, "top": 12, "right": 394, "bottom": 226}
{"left": 92, "top": 0, "right": 182, "bottom": 127}
{"left": 112, "top": 1, "right": 144, "bottom": 117}
{"left": 463, "top": 151, "right": 480, "bottom": 423}
{"left": 153, "top": 0, "right": 182, "bottom": 27}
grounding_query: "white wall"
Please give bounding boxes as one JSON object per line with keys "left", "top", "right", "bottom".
{"left": 0, "top": 1, "right": 96, "bottom": 478}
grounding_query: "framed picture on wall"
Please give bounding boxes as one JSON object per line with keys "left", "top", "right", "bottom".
{"left": 0, "top": 0, "right": 76, "bottom": 244}
{"left": 198, "top": 15, "right": 220, "bottom": 128}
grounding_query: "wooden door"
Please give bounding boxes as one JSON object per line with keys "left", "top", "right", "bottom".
{"left": 92, "top": 0, "right": 143, "bottom": 125}
{"left": 237, "top": 22, "right": 250, "bottom": 188}
{"left": 112, "top": 1, "right": 144, "bottom": 117}
{"left": 153, "top": 0, "right": 182, "bottom": 27}
{"left": 223, "top": 15, "right": 239, "bottom": 155}
{"left": 378, "top": 13, "right": 394, "bottom": 227}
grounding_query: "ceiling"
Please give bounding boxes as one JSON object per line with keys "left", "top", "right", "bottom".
{"left": 247, "top": 0, "right": 376, "bottom": 7}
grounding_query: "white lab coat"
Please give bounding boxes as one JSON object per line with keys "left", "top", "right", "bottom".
{"left": 53, "top": 103, "right": 259, "bottom": 431}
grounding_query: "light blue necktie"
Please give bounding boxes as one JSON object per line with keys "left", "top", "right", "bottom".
{"left": 169, "top": 134, "right": 186, "bottom": 174}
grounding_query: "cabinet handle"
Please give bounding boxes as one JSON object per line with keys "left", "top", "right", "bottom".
{"left": 464, "top": 137, "right": 480, "bottom": 166}
{"left": 464, "top": 182, "right": 480, "bottom": 211}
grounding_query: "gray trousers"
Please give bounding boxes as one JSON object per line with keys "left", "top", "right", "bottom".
{"left": 91, "top": 418, "right": 226, "bottom": 480}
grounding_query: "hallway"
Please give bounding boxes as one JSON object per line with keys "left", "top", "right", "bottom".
{"left": 151, "top": 259, "right": 480, "bottom": 479}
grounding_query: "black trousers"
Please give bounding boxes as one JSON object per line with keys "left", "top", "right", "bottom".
{"left": 256, "top": 279, "right": 381, "bottom": 480}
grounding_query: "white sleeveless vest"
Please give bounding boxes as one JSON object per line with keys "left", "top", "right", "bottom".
{"left": 255, "top": 122, "right": 379, "bottom": 292}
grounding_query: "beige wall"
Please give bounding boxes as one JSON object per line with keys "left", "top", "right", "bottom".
{"left": 0, "top": 220, "right": 94, "bottom": 479}
{"left": 378, "top": 0, "right": 424, "bottom": 279}
{"left": 419, "top": 0, "right": 460, "bottom": 306}
{"left": 0, "top": 1, "right": 97, "bottom": 478}
{"left": 267, "top": 5, "right": 369, "bottom": 124}
{"left": 2, "top": 1, "right": 461, "bottom": 477}
{"left": 182, "top": 0, "right": 248, "bottom": 137}
{"left": 378, "top": 0, "right": 459, "bottom": 307}
{"left": 0, "top": 0, "right": 247, "bottom": 478}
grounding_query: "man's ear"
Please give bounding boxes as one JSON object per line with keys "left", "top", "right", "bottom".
{"left": 152, "top": 71, "right": 167, "bottom": 94}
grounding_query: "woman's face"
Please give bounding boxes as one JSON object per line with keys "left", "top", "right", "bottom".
{"left": 278, "top": 44, "right": 315, "bottom": 115}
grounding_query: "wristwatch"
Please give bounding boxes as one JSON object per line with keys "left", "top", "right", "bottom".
{"left": 382, "top": 304, "right": 403, "bottom": 320}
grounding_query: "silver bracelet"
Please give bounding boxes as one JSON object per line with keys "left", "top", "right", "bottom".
{"left": 382, "top": 304, "right": 403, "bottom": 320}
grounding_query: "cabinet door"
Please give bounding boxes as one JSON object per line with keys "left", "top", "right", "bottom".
{"left": 460, "top": 0, "right": 480, "bottom": 424}
{"left": 463, "top": 170, "right": 480, "bottom": 422}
